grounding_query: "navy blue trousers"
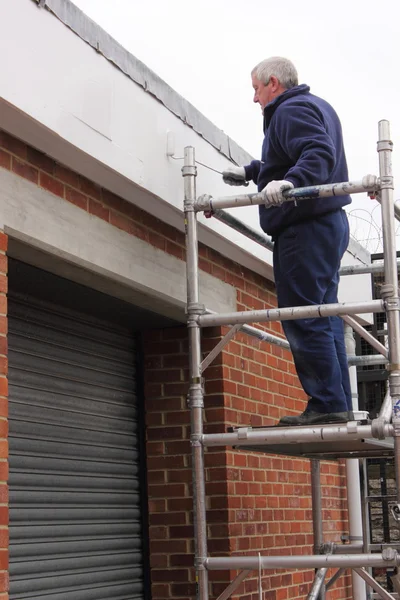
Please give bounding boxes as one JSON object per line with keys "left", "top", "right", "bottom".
{"left": 273, "top": 209, "right": 352, "bottom": 414}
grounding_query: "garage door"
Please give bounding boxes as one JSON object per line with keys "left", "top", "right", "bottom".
{"left": 8, "top": 266, "right": 147, "bottom": 599}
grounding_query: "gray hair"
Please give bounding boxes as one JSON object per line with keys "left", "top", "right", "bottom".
{"left": 251, "top": 57, "right": 298, "bottom": 90}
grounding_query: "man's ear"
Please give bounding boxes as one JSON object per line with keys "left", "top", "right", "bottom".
{"left": 269, "top": 76, "right": 280, "bottom": 92}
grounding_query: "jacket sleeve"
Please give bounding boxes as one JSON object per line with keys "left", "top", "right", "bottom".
{"left": 274, "top": 103, "right": 336, "bottom": 188}
{"left": 244, "top": 160, "right": 262, "bottom": 185}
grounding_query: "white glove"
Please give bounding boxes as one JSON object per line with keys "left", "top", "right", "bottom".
{"left": 222, "top": 166, "right": 247, "bottom": 186}
{"left": 262, "top": 180, "right": 294, "bottom": 206}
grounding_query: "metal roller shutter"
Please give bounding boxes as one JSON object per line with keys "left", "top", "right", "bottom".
{"left": 8, "top": 288, "right": 146, "bottom": 600}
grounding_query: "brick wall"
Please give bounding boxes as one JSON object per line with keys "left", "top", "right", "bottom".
{"left": 143, "top": 327, "right": 352, "bottom": 600}
{"left": 0, "top": 130, "right": 351, "bottom": 600}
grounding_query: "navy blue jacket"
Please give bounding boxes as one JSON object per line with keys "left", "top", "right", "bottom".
{"left": 244, "top": 85, "right": 351, "bottom": 238}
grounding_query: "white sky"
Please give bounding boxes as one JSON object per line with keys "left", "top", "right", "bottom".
{"left": 72, "top": 0, "right": 400, "bottom": 252}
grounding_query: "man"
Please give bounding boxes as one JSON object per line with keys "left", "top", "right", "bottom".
{"left": 222, "top": 56, "right": 353, "bottom": 426}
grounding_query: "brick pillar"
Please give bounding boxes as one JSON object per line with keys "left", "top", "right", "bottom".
{"left": 143, "top": 326, "right": 231, "bottom": 600}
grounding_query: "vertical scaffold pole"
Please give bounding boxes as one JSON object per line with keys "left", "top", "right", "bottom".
{"left": 182, "top": 147, "right": 209, "bottom": 600}
{"left": 310, "top": 460, "right": 326, "bottom": 600}
{"left": 344, "top": 324, "right": 367, "bottom": 600}
{"left": 377, "top": 121, "right": 400, "bottom": 504}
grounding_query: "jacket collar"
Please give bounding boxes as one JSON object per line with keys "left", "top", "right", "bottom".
{"left": 263, "top": 84, "right": 310, "bottom": 130}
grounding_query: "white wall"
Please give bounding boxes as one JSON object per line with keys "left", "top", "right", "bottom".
{"left": 0, "top": 0, "right": 373, "bottom": 319}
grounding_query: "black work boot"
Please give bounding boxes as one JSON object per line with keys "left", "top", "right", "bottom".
{"left": 278, "top": 410, "right": 354, "bottom": 427}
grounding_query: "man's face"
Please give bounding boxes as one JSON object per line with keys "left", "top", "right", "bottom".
{"left": 252, "top": 74, "right": 273, "bottom": 110}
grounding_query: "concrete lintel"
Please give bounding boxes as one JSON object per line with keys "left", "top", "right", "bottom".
{"left": 0, "top": 167, "right": 236, "bottom": 321}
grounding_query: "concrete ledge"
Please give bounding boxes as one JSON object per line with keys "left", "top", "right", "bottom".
{"left": 0, "top": 167, "right": 236, "bottom": 321}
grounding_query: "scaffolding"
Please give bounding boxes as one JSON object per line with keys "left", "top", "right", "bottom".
{"left": 182, "top": 120, "right": 400, "bottom": 600}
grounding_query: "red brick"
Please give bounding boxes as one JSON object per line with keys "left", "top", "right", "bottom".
{"left": 148, "top": 456, "right": 185, "bottom": 470}
{"left": 145, "top": 413, "right": 163, "bottom": 427}
{"left": 164, "top": 412, "right": 190, "bottom": 426}
{"left": 27, "top": 147, "right": 54, "bottom": 174}
{"left": 0, "top": 151, "right": 10, "bottom": 171}
{"left": 149, "top": 525, "right": 168, "bottom": 539}
{"left": 80, "top": 177, "right": 102, "bottom": 200}
{"left": 149, "top": 369, "right": 182, "bottom": 383}
{"left": 0, "top": 443, "right": 7, "bottom": 460}
{"left": 167, "top": 498, "right": 192, "bottom": 512}
{"left": 165, "top": 241, "right": 184, "bottom": 260}
{"left": 149, "top": 539, "right": 187, "bottom": 554}
{"left": 88, "top": 198, "right": 109, "bottom": 221}
{"left": 147, "top": 427, "right": 183, "bottom": 441}
{"left": 150, "top": 554, "right": 168, "bottom": 568}
{"left": 54, "top": 164, "right": 81, "bottom": 188}
{"left": 0, "top": 259, "right": 6, "bottom": 277}
{"left": 40, "top": 172, "right": 64, "bottom": 198}
{"left": 0, "top": 360, "right": 7, "bottom": 377}
{"left": 168, "top": 469, "right": 191, "bottom": 483}
{"left": 0, "top": 380, "right": 7, "bottom": 399}
{"left": 157, "top": 223, "right": 183, "bottom": 244}
{"left": 0, "top": 462, "right": 8, "bottom": 481}
{"left": 101, "top": 189, "right": 123, "bottom": 210}
{"left": 65, "top": 187, "right": 88, "bottom": 210}
{"left": 0, "top": 384, "right": 8, "bottom": 404}
{"left": 0, "top": 235, "right": 7, "bottom": 253}
{"left": 163, "top": 383, "right": 189, "bottom": 396}
{"left": 147, "top": 471, "right": 166, "bottom": 484}
{"left": 109, "top": 211, "right": 147, "bottom": 241}
{"left": 0, "top": 529, "right": 8, "bottom": 548}
{"left": 146, "top": 441, "right": 164, "bottom": 456}
{"left": 0, "top": 279, "right": 7, "bottom": 295}
{"left": 0, "top": 574, "right": 8, "bottom": 595}
{"left": 146, "top": 398, "right": 183, "bottom": 412}
{"left": 145, "top": 341, "right": 181, "bottom": 354}
{"left": 12, "top": 158, "right": 38, "bottom": 183}
{"left": 152, "top": 569, "right": 190, "bottom": 582}
{"left": 148, "top": 232, "right": 166, "bottom": 251}
{"left": 0, "top": 339, "right": 7, "bottom": 358}
{"left": 171, "top": 583, "right": 196, "bottom": 597}
{"left": 162, "top": 328, "right": 188, "bottom": 340}
{"left": 151, "top": 583, "right": 170, "bottom": 599}
{"left": 150, "top": 512, "right": 187, "bottom": 526}
{"left": 148, "top": 499, "right": 166, "bottom": 513}
{"left": 169, "top": 553, "right": 194, "bottom": 567}
{"left": 0, "top": 131, "right": 26, "bottom": 159}
{"left": 149, "top": 483, "right": 186, "bottom": 498}
{"left": 0, "top": 509, "right": 8, "bottom": 526}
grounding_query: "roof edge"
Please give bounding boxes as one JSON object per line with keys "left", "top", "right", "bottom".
{"left": 33, "top": 0, "right": 253, "bottom": 167}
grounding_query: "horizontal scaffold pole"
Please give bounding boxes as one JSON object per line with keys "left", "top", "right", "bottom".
{"left": 198, "top": 300, "right": 384, "bottom": 328}
{"left": 195, "top": 175, "right": 379, "bottom": 212}
{"left": 347, "top": 355, "right": 388, "bottom": 367}
{"left": 201, "top": 422, "right": 393, "bottom": 447}
{"left": 208, "top": 210, "right": 400, "bottom": 277}
{"left": 339, "top": 261, "right": 400, "bottom": 276}
{"left": 206, "top": 552, "right": 400, "bottom": 570}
